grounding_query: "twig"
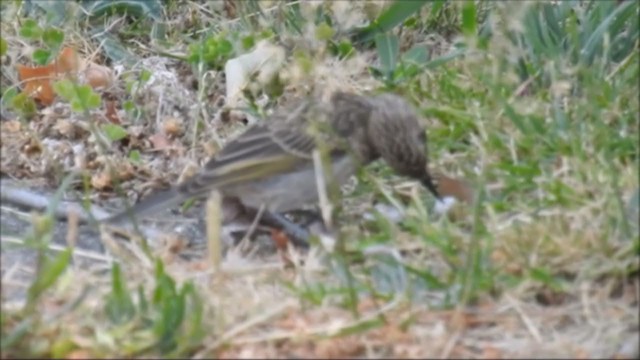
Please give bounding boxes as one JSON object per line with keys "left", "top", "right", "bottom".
{"left": 312, "top": 149, "right": 332, "bottom": 228}
{"left": 180, "top": 261, "right": 284, "bottom": 281}
{"left": 194, "top": 298, "right": 297, "bottom": 358}
{"left": 206, "top": 190, "right": 223, "bottom": 271}
{"left": 440, "top": 329, "right": 462, "bottom": 359}
{"left": 505, "top": 294, "right": 543, "bottom": 343}
{"left": 238, "top": 204, "right": 266, "bottom": 253}
{"left": 1, "top": 180, "right": 169, "bottom": 242}
{"left": 66, "top": 208, "right": 79, "bottom": 250}
{"left": 1, "top": 261, "right": 21, "bottom": 284}
{"left": 0, "top": 181, "right": 110, "bottom": 222}
{"left": 220, "top": 296, "right": 403, "bottom": 348}
{"left": 1, "top": 235, "right": 112, "bottom": 263}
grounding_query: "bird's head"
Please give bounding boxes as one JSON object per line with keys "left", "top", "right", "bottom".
{"left": 367, "top": 93, "right": 441, "bottom": 200}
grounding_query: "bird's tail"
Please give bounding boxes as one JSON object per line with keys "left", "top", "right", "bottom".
{"left": 104, "top": 188, "right": 187, "bottom": 225}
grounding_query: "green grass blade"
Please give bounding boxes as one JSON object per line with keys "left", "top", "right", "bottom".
{"left": 374, "top": 32, "right": 399, "bottom": 82}
{"left": 25, "top": 249, "right": 72, "bottom": 313}
{"left": 581, "top": 0, "right": 636, "bottom": 66}
{"left": 82, "top": 0, "right": 165, "bottom": 20}
{"left": 461, "top": 0, "right": 477, "bottom": 37}
{"left": 352, "top": 0, "right": 429, "bottom": 43}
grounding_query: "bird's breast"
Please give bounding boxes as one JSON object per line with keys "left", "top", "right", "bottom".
{"left": 222, "top": 155, "right": 356, "bottom": 213}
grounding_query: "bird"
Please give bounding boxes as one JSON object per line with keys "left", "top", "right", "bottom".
{"left": 104, "top": 91, "right": 440, "bottom": 244}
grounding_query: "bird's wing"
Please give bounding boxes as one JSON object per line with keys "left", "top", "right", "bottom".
{"left": 104, "top": 100, "right": 344, "bottom": 225}
{"left": 105, "top": 116, "right": 321, "bottom": 225}
{"left": 177, "top": 115, "right": 319, "bottom": 196}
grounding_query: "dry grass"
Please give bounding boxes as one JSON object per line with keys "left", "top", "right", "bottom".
{"left": 1, "top": 1, "right": 638, "bottom": 358}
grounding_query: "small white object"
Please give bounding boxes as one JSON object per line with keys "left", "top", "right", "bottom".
{"left": 434, "top": 196, "right": 458, "bottom": 215}
{"left": 224, "top": 40, "right": 286, "bottom": 108}
{"left": 318, "top": 233, "right": 336, "bottom": 253}
{"left": 363, "top": 203, "right": 405, "bottom": 223}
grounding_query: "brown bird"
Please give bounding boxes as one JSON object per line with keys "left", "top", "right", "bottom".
{"left": 105, "top": 92, "right": 440, "bottom": 244}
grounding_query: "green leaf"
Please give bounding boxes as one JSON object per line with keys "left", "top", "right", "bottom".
{"left": 150, "top": 259, "right": 186, "bottom": 353}
{"left": 30, "top": 0, "right": 70, "bottom": 26}
{"left": 216, "top": 39, "right": 233, "bottom": 56}
{"left": 241, "top": 35, "right": 255, "bottom": 50}
{"left": 151, "top": 22, "right": 167, "bottom": 42}
{"left": 105, "top": 263, "right": 136, "bottom": 325}
{"left": 46, "top": 173, "right": 77, "bottom": 219}
{"left": 122, "top": 100, "right": 136, "bottom": 113}
{"left": 528, "top": 267, "right": 564, "bottom": 291}
{"left": 42, "top": 28, "right": 65, "bottom": 50}
{"left": 139, "top": 69, "right": 152, "bottom": 83}
{"left": 93, "top": 32, "right": 137, "bottom": 65}
{"left": 128, "top": 149, "right": 141, "bottom": 163}
{"left": 424, "top": 47, "right": 466, "bottom": 69}
{"left": 52, "top": 79, "right": 76, "bottom": 100}
{"left": 51, "top": 338, "right": 76, "bottom": 359}
{"left": 26, "top": 249, "right": 72, "bottom": 307}
{"left": 315, "top": 22, "right": 335, "bottom": 41}
{"left": 352, "top": 0, "right": 429, "bottom": 43}
{"left": 503, "top": 104, "right": 529, "bottom": 134}
{"left": 375, "top": 32, "right": 399, "bottom": 80}
{"left": 0, "top": 37, "right": 7, "bottom": 57}
{"left": 101, "top": 123, "right": 128, "bottom": 142}
{"left": 83, "top": 0, "right": 164, "bottom": 20}
{"left": 330, "top": 39, "right": 355, "bottom": 60}
{"left": 429, "top": 0, "right": 447, "bottom": 17}
{"left": 368, "top": 66, "right": 384, "bottom": 79}
{"left": 19, "top": 19, "right": 42, "bottom": 39}
{"left": 581, "top": 0, "right": 636, "bottom": 66}
{"left": 402, "top": 45, "right": 428, "bottom": 65}
{"left": 68, "top": 85, "right": 101, "bottom": 112}
{"left": 2, "top": 88, "right": 18, "bottom": 107}
{"left": 32, "top": 48, "right": 52, "bottom": 65}
{"left": 10, "top": 92, "right": 37, "bottom": 118}
{"left": 1, "top": 314, "right": 36, "bottom": 350}
{"left": 461, "top": 0, "right": 477, "bottom": 37}
{"left": 177, "top": 283, "right": 205, "bottom": 349}
{"left": 404, "top": 264, "right": 447, "bottom": 289}
{"left": 137, "top": 285, "right": 149, "bottom": 315}
{"left": 294, "top": 50, "right": 313, "bottom": 74}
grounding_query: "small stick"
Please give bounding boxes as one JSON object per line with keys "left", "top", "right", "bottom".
{"left": 206, "top": 190, "right": 223, "bottom": 272}
{"left": 312, "top": 149, "right": 332, "bottom": 229}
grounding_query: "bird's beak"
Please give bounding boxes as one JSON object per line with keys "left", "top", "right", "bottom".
{"left": 421, "top": 176, "right": 441, "bottom": 200}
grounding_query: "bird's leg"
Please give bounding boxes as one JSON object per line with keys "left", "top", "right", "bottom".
{"left": 238, "top": 205, "right": 311, "bottom": 249}
{"left": 283, "top": 209, "right": 324, "bottom": 228}
{"left": 258, "top": 211, "right": 311, "bottom": 249}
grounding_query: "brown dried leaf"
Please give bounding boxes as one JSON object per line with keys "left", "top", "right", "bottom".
{"left": 149, "top": 133, "right": 172, "bottom": 150}
{"left": 83, "top": 62, "right": 113, "bottom": 89}
{"left": 162, "top": 117, "right": 183, "bottom": 137}
{"left": 117, "top": 161, "right": 135, "bottom": 180}
{"left": 17, "top": 47, "right": 114, "bottom": 106}
{"left": 22, "top": 137, "right": 42, "bottom": 155}
{"left": 17, "top": 47, "right": 81, "bottom": 105}
{"left": 104, "top": 100, "right": 121, "bottom": 124}
{"left": 53, "top": 119, "right": 77, "bottom": 138}
{"left": 481, "top": 345, "right": 503, "bottom": 359}
{"left": 2, "top": 120, "right": 22, "bottom": 133}
{"left": 91, "top": 171, "right": 112, "bottom": 190}
{"left": 314, "top": 337, "right": 365, "bottom": 358}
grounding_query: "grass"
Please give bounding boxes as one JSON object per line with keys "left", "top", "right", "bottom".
{"left": 1, "top": 0, "right": 638, "bottom": 358}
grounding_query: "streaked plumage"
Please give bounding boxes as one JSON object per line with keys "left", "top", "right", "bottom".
{"left": 105, "top": 92, "right": 439, "bottom": 225}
